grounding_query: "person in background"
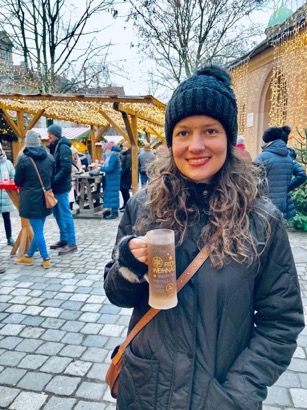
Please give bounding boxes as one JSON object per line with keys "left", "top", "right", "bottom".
{"left": 255, "top": 125, "right": 293, "bottom": 218}
{"left": 47, "top": 124, "right": 77, "bottom": 255}
{"left": 138, "top": 142, "right": 155, "bottom": 187}
{"left": 14, "top": 130, "right": 55, "bottom": 269}
{"left": 120, "top": 140, "right": 132, "bottom": 212}
{"left": 84, "top": 149, "right": 92, "bottom": 165}
{"left": 156, "top": 144, "right": 168, "bottom": 157}
{"left": 100, "top": 145, "right": 121, "bottom": 220}
{"left": 0, "top": 144, "right": 15, "bottom": 246}
{"left": 102, "top": 141, "right": 115, "bottom": 165}
{"left": 285, "top": 146, "right": 306, "bottom": 220}
{"left": 78, "top": 152, "right": 89, "bottom": 171}
{"left": 104, "top": 65, "right": 304, "bottom": 409}
{"left": 235, "top": 135, "right": 252, "bottom": 161}
{"left": 70, "top": 146, "right": 82, "bottom": 211}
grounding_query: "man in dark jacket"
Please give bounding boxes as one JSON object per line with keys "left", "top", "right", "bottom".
{"left": 120, "top": 141, "right": 132, "bottom": 211}
{"left": 138, "top": 142, "right": 155, "bottom": 187}
{"left": 47, "top": 124, "right": 77, "bottom": 254}
{"left": 255, "top": 125, "right": 294, "bottom": 216}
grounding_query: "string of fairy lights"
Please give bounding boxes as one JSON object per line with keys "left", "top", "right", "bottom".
{"left": 230, "top": 3, "right": 306, "bottom": 148}
{"left": 0, "top": 98, "right": 166, "bottom": 140}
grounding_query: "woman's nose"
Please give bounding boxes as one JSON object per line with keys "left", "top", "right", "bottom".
{"left": 189, "top": 133, "right": 205, "bottom": 152}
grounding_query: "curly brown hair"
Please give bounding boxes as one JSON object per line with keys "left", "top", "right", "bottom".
{"left": 134, "top": 144, "right": 271, "bottom": 269}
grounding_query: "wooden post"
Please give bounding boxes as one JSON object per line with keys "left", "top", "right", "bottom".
{"left": 90, "top": 126, "right": 97, "bottom": 161}
{"left": 130, "top": 115, "right": 139, "bottom": 194}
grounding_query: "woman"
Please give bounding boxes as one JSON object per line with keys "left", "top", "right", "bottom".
{"left": 0, "top": 144, "right": 15, "bottom": 246}
{"left": 103, "top": 66, "right": 304, "bottom": 409}
{"left": 119, "top": 140, "right": 132, "bottom": 211}
{"left": 14, "top": 130, "right": 55, "bottom": 269}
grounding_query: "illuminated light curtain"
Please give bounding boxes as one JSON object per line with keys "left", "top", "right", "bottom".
{"left": 230, "top": 61, "right": 249, "bottom": 136}
{"left": 270, "top": 26, "right": 307, "bottom": 134}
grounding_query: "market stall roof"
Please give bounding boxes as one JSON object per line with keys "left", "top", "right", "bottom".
{"left": 0, "top": 93, "right": 166, "bottom": 143}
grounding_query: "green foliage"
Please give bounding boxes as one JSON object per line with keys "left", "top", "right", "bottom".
{"left": 290, "top": 183, "right": 307, "bottom": 231}
{"left": 294, "top": 128, "right": 307, "bottom": 172}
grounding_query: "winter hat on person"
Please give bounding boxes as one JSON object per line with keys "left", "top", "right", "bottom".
{"left": 262, "top": 125, "right": 291, "bottom": 144}
{"left": 25, "top": 130, "right": 41, "bottom": 147}
{"left": 71, "top": 146, "right": 78, "bottom": 155}
{"left": 105, "top": 141, "right": 115, "bottom": 150}
{"left": 165, "top": 65, "right": 238, "bottom": 147}
{"left": 236, "top": 135, "right": 245, "bottom": 145}
{"left": 47, "top": 124, "right": 62, "bottom": 139}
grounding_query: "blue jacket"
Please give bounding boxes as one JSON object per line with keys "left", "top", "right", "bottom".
{"left": 255, "top": 140, "right": 293, "bottom": 215}
{"left": 0, "top": 157, "right": 15, "bottom": 213}
{"left": 100, "top": 146, "right": 121, "bottom": 209}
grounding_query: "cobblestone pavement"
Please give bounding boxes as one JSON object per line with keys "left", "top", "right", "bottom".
{"left": 0, "top": 213, "right": 306, "bottom": 409}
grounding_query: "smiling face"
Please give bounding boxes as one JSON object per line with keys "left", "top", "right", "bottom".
{"left": 172, "top": 115, "right": 227, "bottom": 183}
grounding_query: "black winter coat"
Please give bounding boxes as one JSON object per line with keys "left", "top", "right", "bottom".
{"left": 255, "top": 140, "right": 293, "bottom": 214}
{"left": 104, "top": 190, "right": 304, "bottom": 410}
{"left": 15, "top": 146, "right": 55, "bottom": 219}
{"left": 120, "top": 148, "right": 132, "bottom": 190}
{"left": 48, "top": 137, "right": 72, "bottom": 193}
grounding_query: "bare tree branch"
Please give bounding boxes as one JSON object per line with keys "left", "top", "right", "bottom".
{"left": 0, "top": 0, "right": 114, "bottom": 92}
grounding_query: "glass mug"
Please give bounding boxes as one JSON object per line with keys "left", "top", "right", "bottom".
{"left": 146, "top": 229, "right": 178, "bottom": 310}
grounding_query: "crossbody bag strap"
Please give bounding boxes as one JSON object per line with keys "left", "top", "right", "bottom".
{"left": 112, "top": 246, "right": 210, "bottom": 365}
{"left": 29, "top": 157, "right": 46, "bottom": 191}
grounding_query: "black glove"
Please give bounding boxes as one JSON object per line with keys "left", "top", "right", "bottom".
{"left": 117, "top": 235, "right": 148, "bottom": 280}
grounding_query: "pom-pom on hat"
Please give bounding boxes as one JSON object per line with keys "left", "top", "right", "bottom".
{"left": 262, "top": 125, "right": 291, "bottom": 144}
{"left": 25, "top": 130, "right": 41, "bottom": 147}
{"left": 47, "top": 124, "right": 62, "bottom": 139}
{"left": 236, "top": 135, "right": 245, "bottom": 144}
{"left": 165, "top": 65, "right": 238, "bottom": 147}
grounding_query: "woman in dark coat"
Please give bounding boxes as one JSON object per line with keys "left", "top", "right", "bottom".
{"left": 14, "top": 130, "right": 55, "bottom": 269}
{"left": 119, "top": 141, "right": 132, "bottom": 211}
{"left": 104, "top": 66, "right": 304, "bottom": 409}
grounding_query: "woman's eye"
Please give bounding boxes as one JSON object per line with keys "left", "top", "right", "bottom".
{"left": 206, "top": 129, "right": 217, "bottom": 135}
{"left": 177, "top": 130, "right": 188, "bottom": 137}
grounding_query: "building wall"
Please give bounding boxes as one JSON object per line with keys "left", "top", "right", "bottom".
{"left": 230, "top": 27, "right": 306, "bottom": 160}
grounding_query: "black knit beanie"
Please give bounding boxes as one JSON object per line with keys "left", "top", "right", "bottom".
{"left": 262, "top": 125, "right": 291, "bottom": 144}
{"left": 165, "top": 65, "right": 238, "bottom": 147}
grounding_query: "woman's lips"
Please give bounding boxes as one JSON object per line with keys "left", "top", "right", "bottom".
{"left": 187, "top": 157, "right": 210, "bottom": 166}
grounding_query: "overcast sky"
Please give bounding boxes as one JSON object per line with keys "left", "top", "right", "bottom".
{"left": 10, "top": 0, "right": 305, "bottom": 97}
{"left": 92, "top": 0, "right": 305, "bottom": 96}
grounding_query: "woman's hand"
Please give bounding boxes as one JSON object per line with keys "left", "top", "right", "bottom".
{"left": 129, "top": 236, "right": 148, "bottom": 264}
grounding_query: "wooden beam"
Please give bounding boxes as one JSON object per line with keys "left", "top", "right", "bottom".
{"left": 25, "top": 109, "right": 45, "bottom": 131}
{"left": 96, "top": 123, "right": 110, "bottom": 141}
{"left": 16, "top": 110, "right": 25, "bottom": 138}
{"left": 98, "top": 109, "right": 129, "bottom": 141}
{"left": 0, "top": 93, "right": 165, "bottom": 106}
{"left": 1, "top": 108, "right": 21, "bottom": 137}
{"left": 115, "top": 103, "right": 164, "bottom": 127}
{"left": 119, "top": 111, "right": 139, "bottom": 194}
{"left": 90, "top": 126, "right": 97, "bottom": 161}
{"left": 143, "top": 125, "right": 166, "bottom": 144}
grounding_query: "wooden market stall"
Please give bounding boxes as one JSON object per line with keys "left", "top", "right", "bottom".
{"left": 0, "top": 94, "right": 166, "bottom": 194}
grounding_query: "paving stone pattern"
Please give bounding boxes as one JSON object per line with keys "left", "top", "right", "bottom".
{"left": 0, "top": 213, "right": 306, "bottom": 409}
